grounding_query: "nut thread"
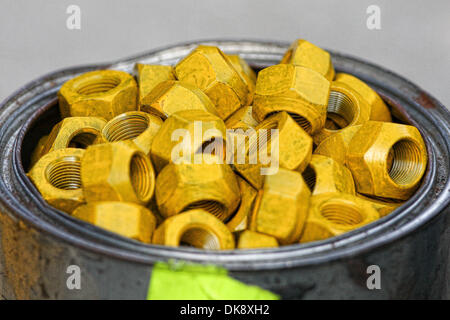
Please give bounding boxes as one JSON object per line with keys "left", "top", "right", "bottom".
{"left": 180, "top": 227, "right": 221, "bottom": 249}
{"left": 325, "top": 91, "right": 357, "bottom": 129}
{"left": 389, "top": 139, "right": 425, "bottom": 185}
{"left": 130, "top": 154, "right": 152, "bottom": 201}
{"left": 76, "top": 76, "right": 121, "bottom": 95}
{"left": 183, "top": 200, "right": 226, "bottom": 220}
{"left": 103, "top": 113, "right": 149, "bottom": 142}
{"left": 320, "top": 202, "right": 363, "bottom": 226}
{"left": 46, "top": 156, "right": 82, "bottom": 190}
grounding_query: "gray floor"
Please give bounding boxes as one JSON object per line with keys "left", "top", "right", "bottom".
{"left": 0, "top": 0, "right": 449, "bottom": 109}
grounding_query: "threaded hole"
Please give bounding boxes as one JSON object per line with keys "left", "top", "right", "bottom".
{"left": 180, "top": 228, "right": 221, "bottom": 250}
{"left": 320, "top": 201, "right": 363, "bottom": 226}
{"left": 288, "top": 112, "right": 312, "bottom": 133}
{"left": 46, "top": 156, "right": 81, "bottom": 190}
{"left": 388, "top": 139, "right": 425, "bottom": 185}
{"left": 130, "top": 153, "right": 152, "bottom": 201}
{"left": 103, "top": 113, "right": 149, "bottom": 142}
{"left": 76, "top": 76, "right": 121, "bottom": 95}
{"left": 183, "top": 200, "right": 226, "bottom": 221}
{"left": 68, "top": 132, "right": 98, "bottom": 149}
{"left": 302, "top": 165, "right": 316, "bottom": 192}
{"left": 325, "top": 91, "right": 357, "bottom": 130}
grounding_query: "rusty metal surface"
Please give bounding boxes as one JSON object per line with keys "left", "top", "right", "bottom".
{"left": 0, "top": 40, "right": 448, "bottom": 299}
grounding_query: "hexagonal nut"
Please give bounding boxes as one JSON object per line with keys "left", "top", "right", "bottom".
{"left": 335, "top": 73, "right": 391, "bottom": 122}
{"left": 299, "top": 193, "right": 380, "bottom": 243}
{"left": 101, "top": 111, "right": 163, "bottom": 156}
{"left": 312, "top": 80, "right": 371, "bottom": 145}
{"left": 58, "top": 70, "right": 138, "bottom": 120}
{"left": 28, "top": 148, "right": 85, "bottom": 213}
{"left": 346, "top": 121, "right": 427, "bottom": 200}
{"left": 72, "top": 201, "right": 156, "bottom": 243}
{"left": 175, "top": 45, "right": 250, "bottom": 119}
{"left": 225, "top": 105, "right": 259, "bottom": 131}
{"left": 153, "top": 209, "right": 235, "bottom": 250}
{"left": 314, "top": 125, "right": 361, "bottom": 165}
{"left": 226, "top": 54, "right": 256, "bottom": 105}
{"left": 39, "top": 117, "right": 106, "bottom": 160}
{"left": 253, "top": 64, "right": 330, "bottom": 134}
{"left": 226, "top": 176, "right": 257, "bottom": 232}
{"left": 81, "top": 141, "right": 155, "bottom": 205}
{"left": 237, "top": 230, "right": 279, "bottom": 249}
{"left": 234, "top": 112, "right": 312, "bottom": 189}
{"left": 135, "top": 63, "right": 175, "bottom": 109}
{"left": 141, "top": 80, "right": 219, "bottom": 119}
{"left": 250, "top": 168, "right": 310, "bottom": 244}
{"left": 280, "top": 39, "right": 335, "bottom": 82}
{"left": 302, "top": 154, "right": 355, "bottom": 196}
{"left": 151, "top": 109, "right": 227, "bottom": 172}
{"left": 357, "top": 194, "right": 403, "bottom": 218}
{"left": 155, "top": 161, "right": 240, "bottom": 221}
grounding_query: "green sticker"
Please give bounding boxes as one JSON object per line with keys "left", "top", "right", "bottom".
{"left": 147, "top": 261, "right": 279, "bottom": 300}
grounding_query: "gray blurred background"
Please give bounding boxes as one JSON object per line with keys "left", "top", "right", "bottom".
{"left": 1, "top": 0, "right": 449, "bottom": 108}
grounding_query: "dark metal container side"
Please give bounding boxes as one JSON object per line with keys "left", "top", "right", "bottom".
{"left": 0, "top": 41, "right": 449, "bottom": 299}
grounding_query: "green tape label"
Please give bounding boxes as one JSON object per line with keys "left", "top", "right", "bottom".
{"left": 147, "top": 261, "right": 279, "bottom": 300}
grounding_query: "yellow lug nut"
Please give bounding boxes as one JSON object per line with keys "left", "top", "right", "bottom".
{"left": 226, "top": 54, "right": 256, "bottom": 105}
{"left": 30, "top": 135, "right": 49, "bottom": 167}
{"left": 225, "top": 105, "right": 259, "bottom": 131}
{"left": 150, "top": 109, "right": 227, "bottom": 172}
{"left": 153, "top": 209, "right": 235, "bottom": 250}
{"left": 155, "top": 160, "right": 240, "bottom": 221}
{"left": 299, "top": 193, "right": 380, "bottom": 243}
{"left": 28, "top": 148, "right": 85, "bottom": 213}
{"left": 101, "top": 111, "right": 163, "bottom": 156}
{"left": 250, "top": 168, "right": 310, "bottom": 244}
{"left": 141, "top": 80, "right": 219, "bottom": 119}
{"left": 135, "top": 63, "right": 175, "bottom": 110}
{"left": 334, "top": 73, "right": 391, "bottom": 122}
{"left": 234, "top": 111, "right": 312, "bottom": 189}
{"left": 346, "top": 121, "right": 427, "bottom": 200}
{"left": 314, "top": 125, "right": 361, "bottom": 165}
{"left": 280, "top": 39, "right": 335, "bottom": 82}
{"left": 58, "top": 70, "right": 138, "bottom": 120}
{"left": 72, "top": 202, "right": 156, "bottom": 243}
{"left": 226, "top": 176, "right": 257, "bottom": 232}
{"left": 302, "top": 154, "right": 355, "bottom": 196}
{"left": 39, "top": 116, "right": 106, "bottom": 158}
{"left": 357, "top": 194, "right": 403, "bottom": 218}
{"left": 253, "top": 64, "right": 331, "bottom": 134}
{"left": 237, "top": 230, "right": 279, "bottom": 249}
{"left": 81, "top": 141, "right": 155, "bottom": 205}
{"left": 175, "top": 45, "right": 251, "bottom": 120}
{"left": 313, "top": 80, "right": 371, "bottom": 145}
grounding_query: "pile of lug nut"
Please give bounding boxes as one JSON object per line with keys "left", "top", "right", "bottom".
{"left": 28, "top": 39, "right": 428, "bottom": 250}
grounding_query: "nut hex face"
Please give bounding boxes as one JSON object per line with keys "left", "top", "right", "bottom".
{"left": 150, "top": 109, "right": 227, "bottom": 172}
{"left": 299, "top": 193, "right": 380, "bottom": 243}
{"left": 226, "top": 54, "right": 256, "bottom": 105}
{"left": 102, "top": 111, "right": 163, "bottom": 156}
{"left": 253, "top": 64, "right": 331, "bottom": 134}
{"left": 346, "top": 121, "right": 427, "bottom": 200}
{"left": 155, "top": 161, "right": 240, "bottom": 221}
{"left": 73, "top": 201, "right": 156, "bottom": 243}
{"left": 152, "top": 209, "right": 235, "bottom": 250}
{"left": 175, "top": 45, "right": 251, "bottom": 120}
{"left": 81, "top": 141, "right": 155, "bottom": 205}
{"left": 28, "top": 148, "right": 85, "bottom": 213}
{"left": 237, "top": 230, "right": 279, "bottom": 249}
{"left": 302, "top": 154, "right": 355, "bottom": 196}
{"left": 40, "top": 116, "right": 107, "bottom": 158}
{"left": 58, "top": 70, "right": 138, "bottom": 120}
{"left": 225, "top": 105, "right": 259, "bottom": 131}
{"left": 226, "top": 176, "right": 257, "bottom": 232}
{"left": 250, "top": 168, "right": 311, "bottom": 244}
{"left": 280, "top": 39, "right": 335, "bottom": 82}
{"left": 141, "top": 80, "right": 219, "bottom": 119}
{"left": 135, "top": 64, "right": 175, "bottom": 110}
{"left": 233, "top": 111, "right": 312, "bottom": 189}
